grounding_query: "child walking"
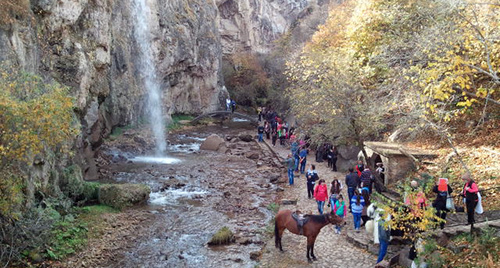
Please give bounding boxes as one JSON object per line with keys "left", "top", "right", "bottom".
{"left": 333, "top": 195, "right": 347, "bottom": 234}
{"left": 351, "top": 192, "right": 365, "bottom": 232}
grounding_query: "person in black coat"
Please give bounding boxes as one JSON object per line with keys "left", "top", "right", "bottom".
{"left": 432, "top": 178, "right": 453, "bottom": 229}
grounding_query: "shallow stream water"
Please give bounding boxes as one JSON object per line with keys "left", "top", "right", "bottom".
{"left": 98, "top": 123, "right": 278, "bottom": 267}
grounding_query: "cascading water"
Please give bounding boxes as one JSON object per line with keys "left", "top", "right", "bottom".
{"left": 132, "top": 0, "right": 167, "bottom": 155}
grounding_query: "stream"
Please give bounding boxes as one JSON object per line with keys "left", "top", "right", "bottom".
{"left": 93, "top": 122, "right": 280, "bottom": 267}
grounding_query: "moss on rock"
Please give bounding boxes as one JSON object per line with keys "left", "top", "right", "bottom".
{"left": 97, "top": 183, "right": 150, "bottom": 210}
{"left": 208, "top": 226, "right": 234, "bottom": 246}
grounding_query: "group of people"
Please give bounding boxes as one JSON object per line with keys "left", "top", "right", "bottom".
{"left": 225, "top": 98, "right": 237, "bottom": 113}
{"left": 274, "top": 127, "right": 482, "bottom": 265}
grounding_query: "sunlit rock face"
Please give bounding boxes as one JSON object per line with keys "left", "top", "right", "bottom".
{"left": 0, "top": 0, "right": 325, "bottom": 180}
{"left": 217, "top": 0, "right": 330, "bottom": 55}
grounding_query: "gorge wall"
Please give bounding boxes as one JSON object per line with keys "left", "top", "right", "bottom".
{"left": 0, "top": 0, "right": 329, "bottom": 181}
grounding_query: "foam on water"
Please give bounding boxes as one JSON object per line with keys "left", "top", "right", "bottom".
{"left": 169, "top": 143, "right": 201, "bottom": 153}
{"left": 149, "top": 187, "right": 208, "bottom": 205}
{"left": 131, "top": 156, "right": 181, "bottom": 164}
{"left": 232, "top": 118, "right": 250, "bottom": 122}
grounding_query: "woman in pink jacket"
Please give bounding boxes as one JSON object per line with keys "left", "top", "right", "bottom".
{"left": 314, "top": 179, "right": 328, "bottom": 214}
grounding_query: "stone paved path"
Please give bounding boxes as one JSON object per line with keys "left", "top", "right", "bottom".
{"left": 259, "top": 141, "right": 376, "bottom": 268}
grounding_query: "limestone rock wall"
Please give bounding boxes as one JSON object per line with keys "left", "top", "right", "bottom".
{"left": 217, "top": 0, "right": 330, "bottom": 54}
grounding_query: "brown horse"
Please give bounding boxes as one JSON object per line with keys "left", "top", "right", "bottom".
{"left": 274, "top": 209, "right": 345, "bottom": 263}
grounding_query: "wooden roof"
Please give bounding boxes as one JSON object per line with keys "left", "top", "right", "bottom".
{"left": 364, "top": 141, "right": 437, "bottom": 158}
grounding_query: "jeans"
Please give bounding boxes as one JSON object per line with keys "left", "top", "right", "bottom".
{"left": 377, "top": 239, "right": 389, "bottom": 263}
{"left": 317, "top": 200, "right": 325, "bottom": 214}
{"left": 258, "top": 133, "right": 263, "bottom": 142}
{"left": 300, "top": 159, "right": 307, "bottom": 174}
{"left": 294, "top": 156, "right": 299, "bottom": 171}
{"left": 347, "top": 187, "right": 355, "bottom": 208}
{"left": 353, "top": 212, "right": 361, "bottom": 230}
{"left": 335, "top": 215, "right": 344, "bottom": 233}
{"left": 330, "top": 196, "right": 338, "bottom": 212}
{"left": 287, "top": 168, "right": 294, "bottom": 185}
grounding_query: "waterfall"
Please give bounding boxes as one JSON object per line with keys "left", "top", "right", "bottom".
{"left": 132, "top": 0, "right": 167, "bottom": 155}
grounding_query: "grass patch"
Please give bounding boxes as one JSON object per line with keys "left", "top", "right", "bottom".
{"left": 45, "top": 205, "right": 118, "bottom": 260}
{"left": 267, "top": 202, "right": 279, "bottom": 214}
{"left": 207, "top": 226, "right": 234, "bottom": 245}
{"left": 167, "top": 114, "right": 194, "bottom": 131}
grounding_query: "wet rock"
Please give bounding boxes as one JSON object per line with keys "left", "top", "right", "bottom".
{"left": 276, "top": 187, "right": 284, "bottom": 192}
{"left": 269, "top": 174, "right": 281, "bottom": 183}
{"left": 133, "top": 136, "right": 147, "bottom": 147}
{"left": 233, "top": 258, "right": 243, "bottom": 263}
{"left": 178, "top": 254, "right": 184, "bottom": 260}
{"left": 200, "top": 134, "right": 225, "bottom": 151}
{"left": 249, "top": 251, "right": 261, "bottom": 261}
{"left": 225, "top": 136, "right": 232, "bottom": 141}
{"left": 239, "top": 134, "right": 254, "bottom": 142}
{"left": 245, "top": 152, "right": 260, "bottom": 160}
{"left": 281, "top": 199, "right": 297, "bottom": 205}
{"left": 224, "top": 191, "right": 231, "bottom": 198}
{"left": 98, "top": 183, "right": 150, "bottom": 209}
{"left": 256, "top": 161, "right": 263, "bottom": 167}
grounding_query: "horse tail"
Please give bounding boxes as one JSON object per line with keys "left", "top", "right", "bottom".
{"left": 274, "top": 218, "right": 280, "bottom": 248}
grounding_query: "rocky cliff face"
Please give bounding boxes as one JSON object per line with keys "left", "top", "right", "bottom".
{"left": 217, "top": 0, "right": 330, "bottom": 54}
{"left": 0, "top": 0, "right": 327, "bottom": 181}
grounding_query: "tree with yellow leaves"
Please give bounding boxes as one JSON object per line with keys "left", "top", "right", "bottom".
{"left": 0, "top": 65, "right": 78, "bottom": 220}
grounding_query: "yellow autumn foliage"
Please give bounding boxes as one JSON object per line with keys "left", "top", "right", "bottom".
{"left": 0, "top": 66, "right": 78, "bottom": 219}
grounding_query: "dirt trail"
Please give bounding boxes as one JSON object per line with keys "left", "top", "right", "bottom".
{"left": 259, "top": 141, "right": 376, "bottom": 268}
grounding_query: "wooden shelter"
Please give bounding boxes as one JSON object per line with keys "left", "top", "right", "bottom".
{"left": 359, "top": 142, "right": 438, "bottom": 185}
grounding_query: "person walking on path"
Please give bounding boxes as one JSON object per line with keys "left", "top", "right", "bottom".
{"left": 355, "top": 160, "right": 364, "bottom": 177}
{"left": 345, "top": 168, "right": 359, "bottom": 211}
{"left": 271, "top": 130, "right": 278, "bottom": 147}
{"left": 226, "top": 98, "right": 231, "bottom": 111}
{"left": 314, "top": 179, "right": 328, "bottom": 214}
{"left": 377, "top": 214, "right": 391, "bottom": 264}
{"left": 264, "top": 121, "right": 270, "bottom": 140}
{"left": 327, "top": 147, "right": 338, "bottom": 171}
{"left": 306, "top": 164, "right": 318, "bottom": 199}
{"left": 299, "top": 147, "right": 308, "bottom": 174}
{"left": 432, "top": 178, "right": 453, "bottom": 229}
{"left": 333, "top": 195, "right": 347, "bottom": 234}
{"left": 283, "top": 154, "right": 295, "bottom": 186}
{"left": 351, "top": 192, "right": 365, "bottom": 232}
{"left": 257, "top": 107, "right": 262, "bottom": 122}
{"left": 328, "top": 178, "right": 342, "bottom": 211}
{"left": 257, "top": 124, "right": 264, "bottom": 142}
{"left": 360, "top": 167, "right": 375, "bottom": 194}
{"left": 231, "top": 99, "right": 236, "bottom": 113}
{"left": 461, "top": 173, "right": 479, "bottom": 228}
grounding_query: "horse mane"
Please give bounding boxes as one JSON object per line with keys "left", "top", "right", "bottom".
{"left": 305, "top": 214, "right": 328, "bottom": 224}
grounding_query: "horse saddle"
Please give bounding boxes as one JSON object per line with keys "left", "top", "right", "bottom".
{"left": 292, "top": 211, "right": 309, "bottom": 235}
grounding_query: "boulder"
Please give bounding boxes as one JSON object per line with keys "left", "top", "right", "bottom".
{"left": 239, "top": 134, "right": 254, "bottom": 142}
{"left": 98, "top": 183, "right": 150, "bottom": 209}
{"left": 337, "top": 145, "right": 360, "bottom": 160}
{"left": 200, "top": 134, "right": 225, "bottom": 151}
{"left": 245, "top": 152, "right": 260, "bottom": 160}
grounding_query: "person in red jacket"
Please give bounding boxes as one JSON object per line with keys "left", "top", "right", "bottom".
{"left": 462, "top": 173, "right": 479, "bottom": 227}
{"left": 314, "top": 179, "right": 328, "bottom": 214}
{"left": 355, "top": 160, "right": 364, "bottom": 177}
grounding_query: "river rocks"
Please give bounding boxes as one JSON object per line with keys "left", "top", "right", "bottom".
{"left": 250, "top": 251, "right": 262, "bottom": 261}
{"left": 281, "top": 199, "right": 297, "bottom": 205}
{"left": 245, "top": 151, "right": 260, "bottom": 160}
{"left": 200, "top": 134, "right": 225, "bottom": 151}
{"left": 239, "top": 134, "right": 254, "bottom": 142}
{"left": 98, "top": 183, "right": 150, "bottom": 209}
